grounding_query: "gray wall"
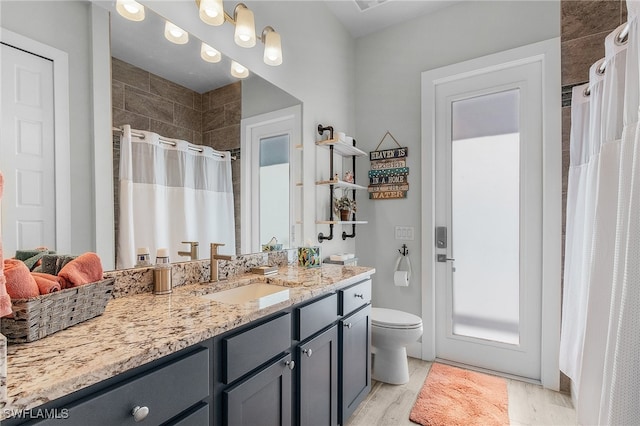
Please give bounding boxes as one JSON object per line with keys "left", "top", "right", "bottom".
{"left": 1, "top": 1, "right": 96, "bottom": 254}
{"left": 354, "top": 1, "right": 561, "bottom": 320}
{"left": 241, "top": 75, "right": 300, "bottom": 119}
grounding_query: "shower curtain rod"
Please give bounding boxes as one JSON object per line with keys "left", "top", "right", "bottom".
{"left": 112, "top": 126, "right": 236, "bottom": 160}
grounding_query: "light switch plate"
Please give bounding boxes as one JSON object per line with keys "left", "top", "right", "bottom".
{"left": 395, "top": 226, "right": 414, "bottom": 240}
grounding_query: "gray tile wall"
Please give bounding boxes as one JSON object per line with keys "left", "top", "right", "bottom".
{"left": 559, "top": 0, "right": 627, "bottom": 394}
{"left": 112, "top": 59, "right": 242, "bottom": 260}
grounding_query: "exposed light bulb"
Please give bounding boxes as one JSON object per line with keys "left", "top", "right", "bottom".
{"left": 262, "top": 27, "right": 282, "bottom": 66}
{"left": 164, "top": 21, "right": 189, "bottom": 45}
{"left": 230, "top": 61, "right": 249, "bottom": 79}
{"left": 201, "top": 42, "right": 221, "bottom": 63}
{"left": 116, "top": 0, "right": 145, "bottom": 22}
{"left": 233, "top": 4, "right": 256, "bottom": 48}
{"left": 198, "top": 0, "right": 224, "bottom": 26}
{"left": 124, "top": 3, "right": 139, "bottom": 14}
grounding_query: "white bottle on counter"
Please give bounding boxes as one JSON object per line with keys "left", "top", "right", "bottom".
{"left": 153, "top": 248, "right": 172, "bottom": 295}
{"left": 135, "top": 247, "right": 151, "bottom": 268}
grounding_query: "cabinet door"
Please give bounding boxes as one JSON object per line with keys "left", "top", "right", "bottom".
{"left": 340, "top": 304, "right": 371, "bottom": 424}
{"left": 298, "top": 325, "right": 338, "bottom": 426}
{"left": 224, "top": 353, "right": 293, "bottom": 426}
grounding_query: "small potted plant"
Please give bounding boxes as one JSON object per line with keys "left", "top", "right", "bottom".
{"left": 334, "top": 195, "right": 357, "bottom": 221}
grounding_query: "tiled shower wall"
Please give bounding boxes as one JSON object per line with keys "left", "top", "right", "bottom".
{"left": 560, "top": 0, "right": 627, "bottom": 393}
{"left": 112, "top": 58, "right": 242, "bottom": 261}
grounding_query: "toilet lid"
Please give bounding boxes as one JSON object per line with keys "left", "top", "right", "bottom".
{"left": 371, "top": 307, "right": 422, "bottom": 329}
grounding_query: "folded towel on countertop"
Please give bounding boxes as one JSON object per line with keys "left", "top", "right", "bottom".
{"left": 15, "top": 248, "right": 55, "bottom": 271}
{"left": 32, "top": 273, "right": 61, "bottom": 294}
{"left": 41, "top": 254, "right": 76, "bottom": 276}
{"left": 58, "top": 252, "right": 103, "bottom": 287}
{"left": 4, "top": 258, "right": 39, "bottom": 299}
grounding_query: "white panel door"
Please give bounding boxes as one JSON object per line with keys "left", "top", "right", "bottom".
{"left": 433, "top": 60, "right": 543, "bottom": 380}
{"left": 1, "top": 43, "right": 56, "bottom": 256}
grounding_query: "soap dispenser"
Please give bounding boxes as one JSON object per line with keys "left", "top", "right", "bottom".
{"left": 153, "top": 248, "right": 172, "bottom": 295}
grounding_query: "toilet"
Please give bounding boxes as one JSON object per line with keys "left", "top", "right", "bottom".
{"left": 371, "top": 307, "right": 423, "bottom": 385}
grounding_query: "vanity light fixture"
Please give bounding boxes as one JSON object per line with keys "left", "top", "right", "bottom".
{"left": 233, "top": 3, "right": 256, "bottom": 48}
{"left": 201, "top": 42, "right": 222, "bottom": 63}
{"left": 195, "top": 0, "right": 283, "bottom": 66}
{"left": 230, "top": 61, "right": 249, "bottom": 78}
{"left": 164, "top": 21, "right": 189, "bottom": 44}
{"left": 198, "top": 0, "right": 225, "bottom": 26}
{"left": 262, "top": 26, "right": 282, "bottom": 66}
{"left": 115, "top": 0, "right": 145, "bottom": 21}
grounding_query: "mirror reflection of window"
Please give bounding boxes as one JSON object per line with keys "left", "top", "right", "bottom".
{"left": 259, "top": 134, "right": 290, "bottom": 248}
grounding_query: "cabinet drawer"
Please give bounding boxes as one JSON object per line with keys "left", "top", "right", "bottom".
{"left": 340, "top": 279, "right": 371, "bottom": 316}
{"left": 169, "top": 402, "right": 210, "bottom": 426}
{"left": 222, "top": 312, "right": 291, "bottom": 384}
{"left": 33, "top": 347, "right": 210, "bottom": 426}
{"left": 296, "top": 292, "right": 338, "bottom": 341}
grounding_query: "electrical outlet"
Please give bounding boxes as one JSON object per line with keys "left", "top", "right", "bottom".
{"left": 395, "top": 226, "right": 414, "bottom": 240}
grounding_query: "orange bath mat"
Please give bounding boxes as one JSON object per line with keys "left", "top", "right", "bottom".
{"left": 409, "top": 363, "right": 509, "bottom": 426}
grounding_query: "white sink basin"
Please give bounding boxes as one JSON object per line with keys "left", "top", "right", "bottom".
{"left": 201, "top": 283, "right": 290, "bottom": 308}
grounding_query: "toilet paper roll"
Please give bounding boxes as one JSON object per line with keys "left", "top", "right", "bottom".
{"left": 394, "top": 271, "right": 409, "bottom": 287}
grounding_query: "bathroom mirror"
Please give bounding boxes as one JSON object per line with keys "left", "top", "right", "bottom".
{"left": 106, "top": 2, "right": 302, "bottom": 266}
{"left": 0, "top": 1, "right": 302, "bottom": 269}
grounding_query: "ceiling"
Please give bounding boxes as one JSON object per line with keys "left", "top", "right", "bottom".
{"left": 324, "top": 0, "right": 458, "bottom": 38}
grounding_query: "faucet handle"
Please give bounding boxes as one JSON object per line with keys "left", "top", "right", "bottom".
{"left": 210, "top": 242, "right": 225, "bottom": 249}
{"left": 182, "top": 241, "right": 199, "bottom": 246}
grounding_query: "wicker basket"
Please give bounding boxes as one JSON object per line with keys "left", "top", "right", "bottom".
{"left": 1, "top": 278, "right": 115, "bottom": 343}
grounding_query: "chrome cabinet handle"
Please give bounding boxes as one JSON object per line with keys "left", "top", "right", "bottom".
{"left": 303, "top": 348, "right": 313, "bottom": 357}
{"left": 132, "top": 406, "right": 149, "bottom": 422}
{"left": 285, "top": 360, "right": 295, "bottom": 370}
{"left": 344, "top": 323, "right": 352, "bottom": 329}
{"left": 354, "top": 293, "right": 364, "bottom": 299}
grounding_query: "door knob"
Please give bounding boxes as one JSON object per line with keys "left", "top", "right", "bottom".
{"left": 303, "top": 348, "right": 313, "bottom": 357}
{"left": 285, "top": 360, "right": 295, "bottom": 370}
{"left": 437, "top": 254, "right": 455, "bottom": 262}
{"left": 344, "top": 322, "right": 352, "bottom": 329}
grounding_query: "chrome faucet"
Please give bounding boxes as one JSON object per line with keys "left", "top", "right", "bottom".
{"left": 210, "top": 243, "right": 233, "bottom": 282}
{"left": 178, "top": 241, "right": 199, "bottom": 260}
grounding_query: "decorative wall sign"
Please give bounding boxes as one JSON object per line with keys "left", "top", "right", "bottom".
{"left": 368, "top": 131, "right": 409, "bottom": 200}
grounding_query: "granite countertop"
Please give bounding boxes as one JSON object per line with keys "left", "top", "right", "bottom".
{"left": 3, "top": 264, "right": 374, "bottom": 418}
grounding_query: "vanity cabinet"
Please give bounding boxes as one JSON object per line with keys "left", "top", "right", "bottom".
{"left": 5, "top": 340, "right": 213, "bottom": 426}
{"left": 338, "top": 280, "right": 372, "bottom": 424}
{"left": 214, "top": 313, "right": 293, "bottom": 426}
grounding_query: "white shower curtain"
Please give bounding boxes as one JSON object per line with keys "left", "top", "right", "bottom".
{"left": 117, "top": 125, "right": 235, "bottom": 269}
{"left": 561, "top": 0, "right": 640, "bottom": 423}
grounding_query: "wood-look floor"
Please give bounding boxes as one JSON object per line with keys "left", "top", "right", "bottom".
{"left": 347, "top": 358, "right": 576, "bottom": 426}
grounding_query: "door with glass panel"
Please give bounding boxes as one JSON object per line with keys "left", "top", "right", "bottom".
{"left": 434, "top": 61, "right": 543, "bottom": 379}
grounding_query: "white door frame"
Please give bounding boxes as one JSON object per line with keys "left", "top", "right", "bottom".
{"left": 420, "top": 38, "right": 561, "bottom": 390}
{"left": 0, "top": 27, "right": 71, "bottom": 254}
{"left": 240, "top": 105, "right": 301, "bottom": 253}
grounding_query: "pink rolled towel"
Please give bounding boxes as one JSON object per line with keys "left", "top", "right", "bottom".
{"left": 58, "top": 252, "right": 103, "bottom": 287}
{"left": 4, "top": 258, "right": 40, "bottom": 299}
{"left": 32, "top": 273, "right": 62, "bottom": 294}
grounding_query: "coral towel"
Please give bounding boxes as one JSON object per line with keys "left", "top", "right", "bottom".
{"left": 4, "top": 259, "right": 40, "bottom": 299}
{"left": 32, "top": 272, "right": 62, "bottom": 294}
{"left": 0, "top": 172, "right": 13, "bottom": 316}
{"left": 59, "top": 252, "right": 103, "bottom": 287}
